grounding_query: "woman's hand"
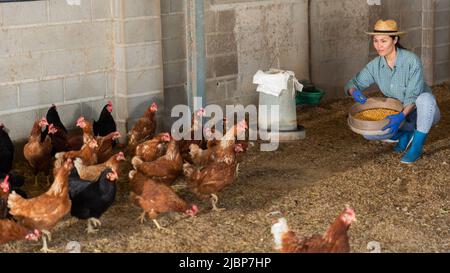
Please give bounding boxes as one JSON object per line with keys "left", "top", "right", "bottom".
{"left": 382, "top": 112, "right": 405, "bottom": 134}
{"left": 350, "top": 89, "right": 367, "bottom": 104}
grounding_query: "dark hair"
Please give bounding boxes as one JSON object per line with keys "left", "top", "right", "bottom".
{"left": 390, "top": 35, "right": 407, "bottom": 49}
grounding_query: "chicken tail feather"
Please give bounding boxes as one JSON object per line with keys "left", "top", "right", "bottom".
{"left": 131, "top": 156, "right": 143, "bottom": 168}
{"left": 7, "top": 190, "right": 25, "bottom": 213}
{"left": 73, "top": 158, "right": 85, "bottom": 174}
{"left": 182, "top": 163, "right": 195, "bottom": 178}
{"left": 189, "top": 144, "right": 201, "bottom": 158}
{"left": 271, "top": 218, "right": 289, "bottom": 250}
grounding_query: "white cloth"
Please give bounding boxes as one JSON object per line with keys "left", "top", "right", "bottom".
{"left": 253, "top": 69, "right": 303, "bottom": 96}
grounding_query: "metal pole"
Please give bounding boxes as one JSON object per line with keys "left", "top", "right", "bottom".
{"left": 194, "top": 0, "right": 206, "bottom": 111}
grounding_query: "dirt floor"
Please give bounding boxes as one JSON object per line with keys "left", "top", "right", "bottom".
{"left": 1, "top": 83, "right": 449, "bottom": 253}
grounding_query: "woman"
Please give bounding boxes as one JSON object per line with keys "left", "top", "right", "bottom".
{"left": 345, "top": 19, "right": 440, "bottom": 164}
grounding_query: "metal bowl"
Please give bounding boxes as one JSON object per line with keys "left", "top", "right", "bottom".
{"left": 347, "top": 97, "right": 404, "bottom": 136}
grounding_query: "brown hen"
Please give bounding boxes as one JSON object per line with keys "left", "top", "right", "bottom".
{"left": 127, "top": 102, "right": 158, "bottom": 155}
{"left": 74, "top": 152, "right": 125, "bottom": 181}
{"left": 135, "top": 132, "right": 171, "bottom": 162}
{"left": 177, "top": 108, "right": 206, "bottom": 162}
{"left": 128, "top": 170, "right": 197, "bottom": 230}
{"left": 0, "top": 219, "right": 41, "bottom": 245}
{"left": 24, "top": 119, "right": 56, "bottom": 185}
{"left": 7, "top": 159, "right": 73, "bottom": 252}
{"left": 271, "top": 206, "right": 356, "bottom": 253}
{"left": 131, "top": 138, "right": 183, "bottom": 185}
{"left": 77, "top": 117, "right": 121, "bottom": 163}
{"left": 182, "top": 121, "right": 247, "bottom": 211}
{"left": 62, "top": 138, "right": 98, "bottom": 166}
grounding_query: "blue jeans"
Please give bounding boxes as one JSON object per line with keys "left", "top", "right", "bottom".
{"left": 363, "top": 92, "right": 440, "bottom": 141}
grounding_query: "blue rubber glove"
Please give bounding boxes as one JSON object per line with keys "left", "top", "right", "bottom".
{"left": 382, "top": 112, "right": 405, "bottom": 134}
{"left": 351, "top": 89, "right": 367, "bottom": 104}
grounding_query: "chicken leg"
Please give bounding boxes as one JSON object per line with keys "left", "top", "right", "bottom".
{"left": 137, "top": 211, "right": 171, "bottom": 233}
{"left": 67, "top": 217, "right": 79, "bottom": 227}
{"left": 152, "top": 219, "right": 171, "bottom": 233}
{"left": 85, "top": 217, "right": 102, "bottom": 234}
{"left": 40, "top": 230, "right": 55, "bottom": 253}
{"left": 211, "top": 194, "right": 225, "bottom": 211}
{"left": 137, "top": 211, "right": 146, "bottom": 224}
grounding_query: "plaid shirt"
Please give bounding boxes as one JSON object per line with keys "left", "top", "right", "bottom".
{"left": 345, "top": 48, "right": 431, "bottom": 107}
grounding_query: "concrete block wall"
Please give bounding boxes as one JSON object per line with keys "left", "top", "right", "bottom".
{"left": 160, "top": 0, "right": 187, "bottom": 130}
{"left": 159, "top": 0, "right": 309, "bottom": 128}
{"left": 113, "top": 0, "right": 164, "bottom": 135}
{"left": 204, "top": 1, "right": 239, "bottom": 107}
{"left": 419, "top": 0, "right": 434, "bottom": 84}
{"left": 0, "top": 0, "right": 165, "bottom": 141}
{"left": 206, "top": 0, "right": 309, "bottom": 109}
{"left": 0, "top": 0, "right": 114, "bottom": 140}
{"left": 310, "top": 0, "right": 370, "bottom": 100}
{"left": 432, "top": 0, "right": 450, "bottom": 83}
{"left": 378, "top": 0, "right": 424, "bottom": 54}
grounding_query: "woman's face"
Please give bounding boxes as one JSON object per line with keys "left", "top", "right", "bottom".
{"left": 373, "top": 35, "right": 397, "bottom": 57}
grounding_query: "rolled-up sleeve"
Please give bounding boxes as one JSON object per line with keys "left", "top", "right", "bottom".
{"left": 344, "top": 64, "right": 376, "bottom": 96}
{"left": 403, "top": 57, "right": 425, "bottom": 107}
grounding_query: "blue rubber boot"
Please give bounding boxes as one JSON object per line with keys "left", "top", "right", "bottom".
{"left": 393, "top": 130, "right": 414, "bottom": 152}
{"left": 401, "top": 130, "right": 428, "bottom": 164}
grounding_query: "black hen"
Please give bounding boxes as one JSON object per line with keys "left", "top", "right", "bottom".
{"left": 46, "top": 104, "right": 67, "bottom": 133}
{"left": 44, "top": 104, "right": 77, "bottom": 156}
{"left": 68, "top": 167, "right": 117, "bottom": 233}
{"left": 1, "top": 172, "right": 25, "bottom": 189}
{"left": 0, "top": 124, "right": 14, "bottom": 174}
{"left": 93, "top": 101, "right": 116, "bottom": 137}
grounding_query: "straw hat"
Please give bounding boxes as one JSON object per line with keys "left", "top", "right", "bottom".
{"left": 366, "top": 19, "right": 406, "bottom": 36}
